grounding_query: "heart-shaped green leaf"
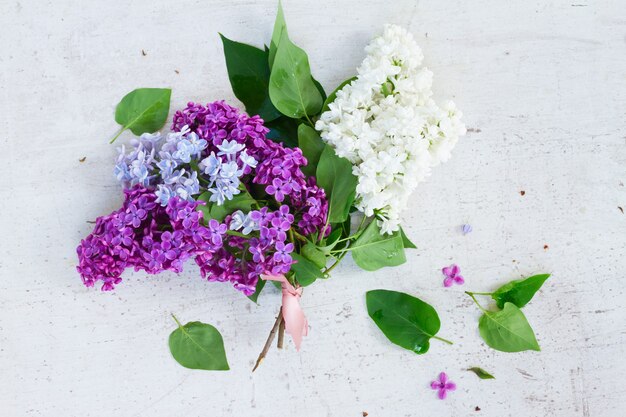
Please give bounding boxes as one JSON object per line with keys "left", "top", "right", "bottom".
{"left": 478, "top": 302, "right": 540, "bottom": 352}
{"left": 168, "top": 316, "right": 230, "bottom": 371}
{"left": 112, "top": 88, "right": 171, "bottom": 142}
{"left": 467, "top": 367, "right": 495, "bottom": 379}
{"left": 315, "top": 146, "right": 357, "bottom": 223}
{"left": 491, "top": 274, "right": 550, "bottom": 309}
{"left": 298, "top": 124, "right": 325, "bottom": 177}
{"left": 350, "top": 221, "right": 406, "bottom": 271}
{"left": 220, "top": 34, "right": 281, "bottom": 122}
{"left": 366, "top": 289, "right": 446, "bottom": 354}
{"left": 269, "top": 29, "right": 323, "bottom": 118}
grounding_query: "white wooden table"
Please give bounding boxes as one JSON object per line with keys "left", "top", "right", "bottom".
{"left": 1, "top": 1, "right": 624, "bottom": 416}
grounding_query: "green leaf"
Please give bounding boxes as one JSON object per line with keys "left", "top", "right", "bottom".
{"left": 268, "top": 0, "right": 287, "bottom": 69}
{"left": 266, "top": 116, "right": 299, "bottom": 147}
{"left": 312, "top": 77, "right": 327, "bottom": 103}
{"left": 247, "top": 278, "right": 266, "bottom": 304}
{"left": 112, "top": 88, "right": 171, "bottom": 142}
{"left": 291, "top": 253, "right": 324, "bottom": 287}
{"left": 269, "top": 29, "right": 323, "bottom": 118}
{"left": 321, "top": 76, "right": 357, "bottom": 113}
{"left": 316, "top": 146, "right": 357, "bottom": 223}
{"left": 478, "top": 302, "right": 540, "bottom": 352}
{"left": 298, "top": 124, "right": 325, "bottom": 177}
{"left": 467, "top": 367, "right": 495, "bottom": 379}
{"left": 220, "top": 34, "right": 281, "bottom": 122}
{"left": 366, "top": 289, "right": 445, "bottom": 354}
{"left": 491, "top": 274, "right": 550, "bottom": 309}
{"left": 209, "top": 193, "right": 256, "bottom": 222}
{"left": 301, "top": 241, "right": 327, "bottom": 269}
{"left": 350, "top": 221, "right": 406, "bottom": 271}
{"left": 317, "top": 228, "right": 343, "bottom": 255}
{"left": 399, "top": 226, "right": 416, "bottom": 249}
{"left": 168, "top": 316, "right": 230, "bottom": 371}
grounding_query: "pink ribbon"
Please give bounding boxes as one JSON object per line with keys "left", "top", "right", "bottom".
{"left": 261, "top": 274, "right": 308, "bottom": 351}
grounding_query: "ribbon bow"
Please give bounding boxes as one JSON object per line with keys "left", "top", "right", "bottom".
{"left": 261, "top": 274, "right": 308, "bottom": 350}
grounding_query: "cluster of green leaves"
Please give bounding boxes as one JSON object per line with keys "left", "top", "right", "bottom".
{"left": 220, "top": 1, "right": 418, "bottom": 292}
{"left": 221, "top": 1, "right": 325, "bottom": 148}
{"left": 466, "top": 274, "right": 550, "bottom": 353}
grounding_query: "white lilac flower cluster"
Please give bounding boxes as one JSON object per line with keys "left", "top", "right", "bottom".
{"left": 315, "top": 24, "right": 466, "bottom": 234}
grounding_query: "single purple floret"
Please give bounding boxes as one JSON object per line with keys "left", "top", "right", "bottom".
{"left": 431, "top": 372, "right": 456, "bottom": 400}
{"left": 442, "top": 264, "right": 465, "bottom": 287}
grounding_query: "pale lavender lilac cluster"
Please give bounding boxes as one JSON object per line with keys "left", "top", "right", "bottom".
{"left": 171, "top": 101, "right": 329, "bottom": 236}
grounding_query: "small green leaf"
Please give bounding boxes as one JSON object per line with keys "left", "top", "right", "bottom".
{"left": 366, "top": 289, "right": 447, "bottom": 354}
{"left": 268, "top": 0, "right": 287, "bottom": 69}
{"left": 266, "top": 116, "right": 299, "bottom": 147}
{"left": 467, "top": 367, "right": 495, "bottom": 379}
{"left": 247, "top": 278, "right": 266, "bottom": 303}
{"left": 113, "top": 88, "right": 171, "bottom": 142}
{"left": 301, "top": 241, "right": 327, "bottom": 269}
{"left": 269, "top": 29, "right": 323, "bottom": 118}
{"left": 491, "top": 274, "right": 550, "bottom": 309}
{"left": 168, "top": 316, "right": 229, "bottom": 371}
{"left": 350, "top": 221, "right": 406, "bottom": 271}
{"left": 478, "top": 302, "right": 540, "bottom": 352}
{"left": 321, "top": 76, "right": 356, "bottom": 113}
{"left": 399, "top": 226, "right": 416, "bottom": 249}
{"left": 316, "top": 146, "right": 357, "bottom": 223}
{"left": 209, "top": 193, "right": 256, "bottom": 221}
{"left": 291, "top": 253, "right": 323, "bottom": 287}
{"left": 220, "top": 34, "right": 281, "bottom": 122}
{"left": 298, "top": 124, "right": 325, "bottom": 177}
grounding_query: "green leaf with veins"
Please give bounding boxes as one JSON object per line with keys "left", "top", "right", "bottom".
{"left": 301, "top": 242, "right": 327, "bottom": 269}
{"left": 291, "top": 253, "right": 324, "bottom": 287}
{"left": 366, "top": 289, "right": 449, "bottom": 354}
{"left": 478, "top": 302, "right": 540, "bottom": 352}
{"left": 269, "top": 29, "right": 322, "bottom": 118}
{"left": 168, "top": 316, "right": 229, "bottom": 371}
{"left": 112, "top": 88, "right": 171, "bottom": 143}
{"left": 350, "top": 221, "right": 406, "bottom": 271}
{"left": 268, "top": 0, "right": 287, "bottom": 69}
{"left": 491, "top": 274, "right": 550, "bottom": 309}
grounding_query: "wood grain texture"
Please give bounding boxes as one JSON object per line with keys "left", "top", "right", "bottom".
{"left": 0, "top": 0, "right": 624, "bottom": 416}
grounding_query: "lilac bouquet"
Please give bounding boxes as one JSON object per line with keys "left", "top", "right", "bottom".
{"left": 77, "top": 3, "right": 497, "bottom": 373}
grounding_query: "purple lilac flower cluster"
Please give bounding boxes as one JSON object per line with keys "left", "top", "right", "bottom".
{"left": 77, "top": 186, "right": 223, "bottom": 291}
{"left": 195, "top": 205, "right": 295, "bottom": 295}
{"left": 171, "top": 101, "right": 329, "bottom": 236}
{"left": 79, "top": 102, "right": 330, "bottom": 295}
